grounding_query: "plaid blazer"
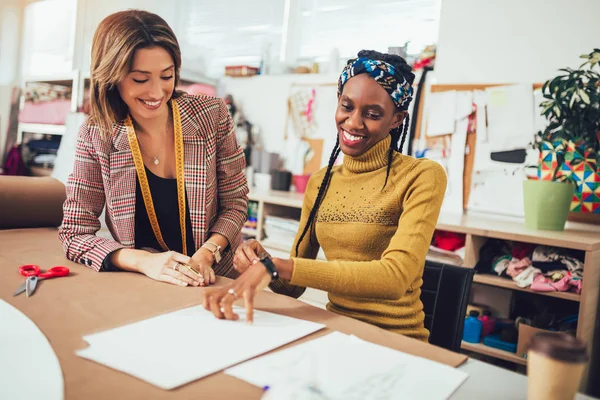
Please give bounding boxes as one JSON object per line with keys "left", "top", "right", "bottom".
{"left": 58, "top": 94, "right": 248, "bottom": 275}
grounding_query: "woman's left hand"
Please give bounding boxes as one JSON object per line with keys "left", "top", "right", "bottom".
{"left": 190, "top": 250, "right": 217, "bottom": 286}
{"left": 202, "top": 262, "right": 271, "bottom": 324}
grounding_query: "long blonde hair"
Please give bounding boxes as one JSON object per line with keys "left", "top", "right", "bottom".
{"left": 89, "top": 10, "right": 183, "bottom": 137}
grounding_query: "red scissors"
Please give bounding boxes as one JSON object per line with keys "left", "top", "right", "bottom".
{"left": 13, "top": 264, "right": 70, "bottom": 297}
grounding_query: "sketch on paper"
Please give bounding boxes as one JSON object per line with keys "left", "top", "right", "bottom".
{"left": 226, "top": 332, "right": 468, "bottom": 400}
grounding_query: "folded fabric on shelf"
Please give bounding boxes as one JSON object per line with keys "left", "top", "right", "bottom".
{"left": 532, "top": 245, "right": 584, "bottom": 278}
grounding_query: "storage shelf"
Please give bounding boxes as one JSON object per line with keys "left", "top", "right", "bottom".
{"left": 461, "top": 341, "right": 526, "bottom": 365}
{"left": 437, "top": 211, "right": 600, "bottom": 251}
{"left": 248, "top": 190, "right": 304, "bottom": 209}
{"left": 18, "top": 123, "right": 66, "bottom": 136}
{"left": 473, "top": 274, "right": 580, "bottom": 302}
{"left": 261, "top": 239, "right": 326, "bottom": 261}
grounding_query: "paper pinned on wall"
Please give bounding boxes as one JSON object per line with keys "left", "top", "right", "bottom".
{"left": 486, "top": 84, "right": 534, "bottom": 152}
{"left": 533, "top": 88, "right": 549, "bottom": 135}
{"left": 426, "top": 90, "right": 457, "bottom": 137}
{"left": 455, "top": 91, "right": 473, "bottom": 120}
{"left": 467, "top": 168, "right": 526, "bottom": 217}
{"left": 441, "top": 117, "right": 468, "bottom": 215}
{"left": 283, "top": 135, "right": 311, "bottom": 175}
{"left": 226, "top": 331, "right": 468, "bottom": 400}
{"left": 466, "top": 86, "right": 541, "bottom": 218}
{"left": 472, "top": 90, "right": 491, "bottom": 171}
{"left": 76, "top": 305, "right": 324, "bottom": 390}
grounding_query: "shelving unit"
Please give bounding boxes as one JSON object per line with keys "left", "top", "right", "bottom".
{"left": 461, "top": 341, "right": 527, "bottom": 366}
{"left": 245, "top": 189, "right": 600, "bottom": 383}
{"left": 15, "top": 71, "right": 81, "bottom": 177}
{"left": 17, "top": 123, "right": 67, "bottom": 137}
{"left": 17, "top": 72, "right": 79, "bottom": 141}
{"left": 473, "top": 274, "right": 580, "bottom": 302}
{"left": 246, "top": 190, "right": 324, "bottom": 261}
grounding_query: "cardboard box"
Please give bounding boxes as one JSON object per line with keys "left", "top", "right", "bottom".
{"left": 516, "top": 323, "right": 565, "bottom": 359}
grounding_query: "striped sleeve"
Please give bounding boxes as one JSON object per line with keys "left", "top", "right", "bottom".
{"left": 208, "top": 100, "right": 249, "bottom": 245}
{"left": 58, "top": 123, "right": 125, "bottom": 272}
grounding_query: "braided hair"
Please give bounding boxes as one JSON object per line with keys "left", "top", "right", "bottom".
{"left": 294, "top": 50, "right": 415, "bottom": 257}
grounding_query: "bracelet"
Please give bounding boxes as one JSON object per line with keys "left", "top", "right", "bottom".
{"left": 259, "top": 256, "right": 279, "bottom": 281}
{"left": 201, "top": 241, "right": 222, "bottom": 264}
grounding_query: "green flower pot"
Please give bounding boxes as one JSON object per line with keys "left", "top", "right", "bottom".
{"left": 523, "top": 180, "right": 575, "bottom": 231}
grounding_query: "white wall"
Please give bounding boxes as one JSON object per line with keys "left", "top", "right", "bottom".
{"left": 75, "top": 0, "right": 178, "bottom": 77}
{"left": 20, "top": 0, "right": 77, "bottom": 77}
{"left": 219, "top": 73, "right": 340, "bottom": 170}
{"left": 0, "top": 0, "right": 24, "bottom": 162}
{"left": 435, "top": 0, "right": 600, "bottom": 83}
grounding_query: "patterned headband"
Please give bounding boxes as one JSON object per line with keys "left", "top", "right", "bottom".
{"left": 337, "top": 57, "right": 414, "bottom": 111}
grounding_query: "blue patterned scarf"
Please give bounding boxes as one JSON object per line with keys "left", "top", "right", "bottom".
{"left": 337, "top": 57, "right": 413, "bottom": 111}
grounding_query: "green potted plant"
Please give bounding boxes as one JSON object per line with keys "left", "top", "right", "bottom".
{"left": 524, "top": 49, "right": 600, "bottom": 231}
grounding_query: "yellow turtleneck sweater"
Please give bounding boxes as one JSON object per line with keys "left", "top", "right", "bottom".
{"left": 270, "top": 136, "right": 447, "bottom": 341}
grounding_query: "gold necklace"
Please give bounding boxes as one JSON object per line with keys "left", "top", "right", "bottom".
{"left": 137, "top": 140, "right": 161, "bottom": 165}
{"left": 134, "top": 114, "right": 172, "bottom": 166}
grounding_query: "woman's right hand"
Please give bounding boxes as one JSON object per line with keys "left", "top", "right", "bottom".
{"left": 233, "top": 239, "right": 269, "bottom": 274}
{"left": 138, "top": 250, "right": 204, "bottom": 287}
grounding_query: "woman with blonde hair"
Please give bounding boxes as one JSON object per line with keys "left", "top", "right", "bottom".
{"left": 58, "top": 10, "right": 248, "bottom": 287}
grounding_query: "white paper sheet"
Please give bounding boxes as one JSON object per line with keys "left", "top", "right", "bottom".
{"left": 427, "top": 91, "right": 457, "bottom": 137}
{"left": 226, "top": 332, "right": 468, "bottom": 400}
{"left": 0, "top": 299, "right": 64, "bottom": 400}
{"left": 486, "top": 84, "right": 534, "bottom": 152}
{"left": 441, "top": 117, "right": 468, "bottom": 214}
{"left": 455, "top": 91, "right": 474, "bottom": 120}
{"left": 76, "top": 305, "right": 324, "bottom": 390}
{"left": 467, "top": 168, "right": 527, "bottom": 217}
{"left": 533, "top": 87, "right": 549, "bottom": 135}
{"left": 472, "top": 90, "right": 490, "bottom": 171}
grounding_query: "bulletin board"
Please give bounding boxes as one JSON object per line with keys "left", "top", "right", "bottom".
{"left": 284, "top": 82, "right": 339, "bottom": 174}
{"left": 413, "top": 83, "right": 543, "bottom": 211}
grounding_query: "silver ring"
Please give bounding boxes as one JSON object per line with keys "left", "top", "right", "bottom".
{"left": 173, "top": 262, "right": 180, "bottom": 272}
{"left": 227, "top": 288, "right": 238, "bottom": 299}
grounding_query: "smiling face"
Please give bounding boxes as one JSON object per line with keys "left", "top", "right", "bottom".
{"left": 117, "top": 46, "right": 175, "bottom": 123}
{"left": 335, "top": 74, "right": 405, "bottom": 157}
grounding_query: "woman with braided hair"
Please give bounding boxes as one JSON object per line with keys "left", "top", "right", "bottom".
{"left": 203, "top": 50, "right": 447, "bottom": 341}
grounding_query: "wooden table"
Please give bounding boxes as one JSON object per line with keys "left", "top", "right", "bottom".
{"left": 1, "top": 228, "right": 465, "bottom": 399}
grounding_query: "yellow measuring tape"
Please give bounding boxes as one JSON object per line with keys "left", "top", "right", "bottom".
{"left": 125, "top": 100, "right": 187, "bottom": 255}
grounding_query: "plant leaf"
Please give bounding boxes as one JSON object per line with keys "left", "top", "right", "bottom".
{"left": 579, "top": 89, "right": 590, "bottom": 104}
{"left": 570, "top": 93, "right": 577, "bottom": 108}
{"left": 553, "top": 105, "right": 561, "bottom": 118}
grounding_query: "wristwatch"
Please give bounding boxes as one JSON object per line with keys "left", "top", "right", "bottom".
{"left": 260, "top": 255, "right": 279, "bottom": 281}
{"left": 201, "top": 241, "right": 222, "bottom": 264}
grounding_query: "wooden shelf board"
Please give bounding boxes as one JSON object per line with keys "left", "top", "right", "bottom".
{"left": 248, "top": 190, "right": 304, "bottom": 209}
{"left": 437, "top": 212, "right": 600, "bottom": 251}
{"left": 18, "top": 123, "right": 66, "bottom": 136}
{"left": 262, "top": 239, "right": 326, "bottom": 261}
{"left": 461, "top": 341, "right": 527, "bottom": 365}
{"left": 473, "top": 274, "right": 580, "bottom": 302}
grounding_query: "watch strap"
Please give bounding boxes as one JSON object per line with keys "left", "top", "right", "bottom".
{"left": 260, "top": 256, "right": 279, "bottom": 281}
